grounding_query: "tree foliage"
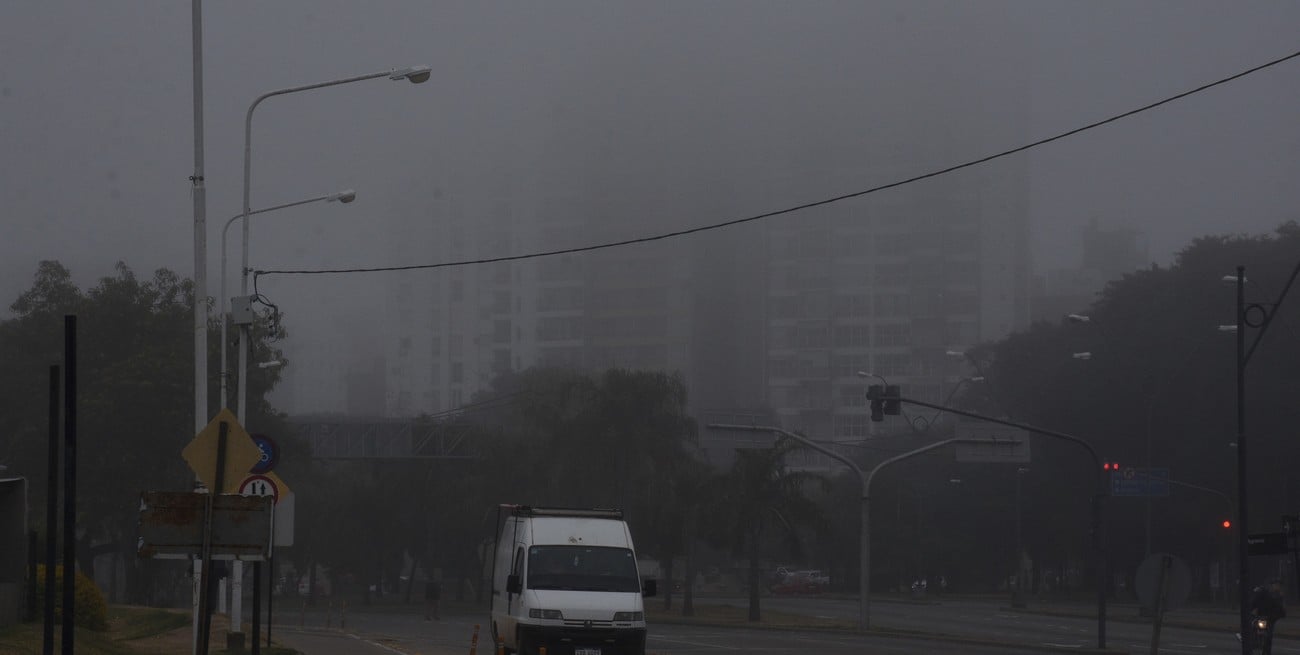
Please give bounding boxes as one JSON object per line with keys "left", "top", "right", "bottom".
{"left": 0, "top": 260, "right": 289, "bottom": 602}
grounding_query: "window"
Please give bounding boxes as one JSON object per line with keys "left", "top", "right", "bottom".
{"left": 538, "top": 286, "right": 584, "bottom": 311}
{"left": 874, "top": 354, "right": 910, "bottom": 376}
{"left": 833, "top": 294, "right": 870, "bottom": 318}
{"left": 875, "top": 323, "right": 910, "bottom": 347}
{"left": 526, "top": 546, "right": 640, "bottom": 593}
{"left": 873, "top": 293, "right": 909, "bottom": 317}
{"left": 834, "top": 324, "right": 870, "bottom": 348}
{"left": 834, "top": 353, "right": 870, "bottom": 378}
{"left": 493, "top": 320, "right": 511, "bottom": 343}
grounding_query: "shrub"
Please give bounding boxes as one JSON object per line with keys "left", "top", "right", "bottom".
{"left": 33, "top": 564, "right": 109, "bottom": 631}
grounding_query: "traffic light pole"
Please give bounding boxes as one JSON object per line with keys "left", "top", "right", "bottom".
{"left": 1235, "top": 268, "right": 1249, "bottom": 655}
{"left": 873, "top": 391, "right": 1108, "bottom": 650}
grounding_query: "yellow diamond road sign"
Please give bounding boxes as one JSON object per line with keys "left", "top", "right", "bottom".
{"left": 182, "top": 408, "right": 262, "bottom": 494}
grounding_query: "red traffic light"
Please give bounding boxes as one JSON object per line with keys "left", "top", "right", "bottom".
{"left": 1222, "top": 520, "right": 1232, "bottom": 529}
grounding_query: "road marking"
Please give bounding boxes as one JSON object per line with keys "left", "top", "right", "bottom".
{"left": 649, "top": 636, "right": 744, "bottom": 650}
{"left": 349, "top": 633, "right": 408, "bottom": 654}
{"left": 1041, "top": 642, "right": 1084, "bottom": 648}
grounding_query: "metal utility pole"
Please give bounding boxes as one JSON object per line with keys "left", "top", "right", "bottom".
{"left": 190, "top": 3, "right": 209, "bottom": 653}
{"left": 1235, "top": 266, "right": 1248, "bottom": 655}
{"left": 707, "top": 423, "right": 994, "bottom": 632}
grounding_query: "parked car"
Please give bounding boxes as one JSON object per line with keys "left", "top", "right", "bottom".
{"left": 771, "top": 569, "right": 828, "bottom": 595}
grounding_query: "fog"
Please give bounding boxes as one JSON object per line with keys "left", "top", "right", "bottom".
{"left": 3, "top": 1, "right": 1298, "bottom": 413}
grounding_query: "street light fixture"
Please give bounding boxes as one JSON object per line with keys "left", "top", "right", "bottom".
{"left": 218, "top": 190, "right": 355, "bottom": 409}
{"left": 228, "top": 65, "right": 427, "bottom": 648}
{"left": 389, "top": 66, "right": 432, "bottom": 83}
{"left": 238, "top": 67, "right": 427, "bottom": 427}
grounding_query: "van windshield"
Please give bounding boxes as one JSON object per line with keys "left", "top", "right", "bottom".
{"left": 527, "top": 546, "right": 640, "bottom": 593}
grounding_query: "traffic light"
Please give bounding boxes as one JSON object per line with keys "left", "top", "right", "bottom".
{"left": 1222, "top": 519, "right": 1232, "bottom": 529}
{"left": 883, "top": 385, "right": 901, "bottom": 416}
{"left": 1103, "top": 462, "right": 1119, "bottom": 471}
{"left": 868, "top": 385, "right": 884, "bottom": 422}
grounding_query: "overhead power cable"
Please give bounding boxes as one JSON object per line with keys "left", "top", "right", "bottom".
{"left": 256, "top": 47, "right": 1300, "bottom": 281}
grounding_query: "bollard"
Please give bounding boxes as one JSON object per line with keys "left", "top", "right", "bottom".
{"left": 468, "top": 623, "right": 480, "bottom": 655}
{"left": 496, "top": 638, "right": 505, "bottom": 655}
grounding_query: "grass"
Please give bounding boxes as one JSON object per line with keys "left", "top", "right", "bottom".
{"left": 0, "top": 606, "right": 299, "bottom": 655}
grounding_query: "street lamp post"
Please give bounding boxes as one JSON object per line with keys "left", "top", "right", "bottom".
{"left": 218, "top": 190, "right": 355, "bottom": 408}
{"left": 706, "top": 423, "right": 990, "bottom": 632}
{"left": 228, "top": 65, "right": 427, "bottom": 648}
{"left": 1233, "top": 267, "right": 1249, "bottom": 654}
{"left": 1012, "top": 467, "right": 1029, "bottom": 608}
{"left": 237, "top": 66, "right": 428, "bottom": 426}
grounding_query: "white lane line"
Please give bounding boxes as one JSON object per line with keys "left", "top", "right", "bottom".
{"left": 348, "top": 633, "right": 408, "bottom": 654}
{"left": 649, "top": 636, "right": 743, "bottom": 650}
{"left": 1042, "top": 642, "right": 1084, "bottom": 648}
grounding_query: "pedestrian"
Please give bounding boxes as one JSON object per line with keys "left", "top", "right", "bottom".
{"left": 424, "top": 570, "right": 441, "bottom": 620}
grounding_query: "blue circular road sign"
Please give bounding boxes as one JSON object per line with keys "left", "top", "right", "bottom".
{"left": 250, "top": 434, "right": 279, "bottom": 474}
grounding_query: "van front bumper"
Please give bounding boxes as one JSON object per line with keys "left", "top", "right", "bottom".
{"left": 518, "top": 624, "right": 646, "bottom": 654}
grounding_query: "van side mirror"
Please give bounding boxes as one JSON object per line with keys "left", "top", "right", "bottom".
{"left": 642, "top": 579, "right": 657, "bottom": 598}
{"left": 507, "top": 574, "right": 522, "bottom": 594}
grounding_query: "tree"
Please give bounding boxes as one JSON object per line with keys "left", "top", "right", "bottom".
{"left": 973, "top": 223, "right": 1300, "bottom": 594}
{"left": 0, "top": 260, "right": 288, "bottom": 602}
{"left": 704, "top": 437, "right": 825, "bottom": 621}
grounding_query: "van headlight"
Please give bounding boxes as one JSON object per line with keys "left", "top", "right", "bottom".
{"left": 528, "top": 609, "right": 563, "bottom": 620}
{"left": 613, "top": 611, "right": 643, "bottom": 622}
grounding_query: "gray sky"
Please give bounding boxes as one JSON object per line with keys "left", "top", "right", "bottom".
{"left": 3, "top": 2, "right": 1298, "bottom": 332}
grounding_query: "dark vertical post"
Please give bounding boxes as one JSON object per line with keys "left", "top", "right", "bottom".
{"left": 266, "top": 553, "right": 275, "bottom": 647}
{"left": 44, "top": 364, "right": 59, "bottom": 655}
{"left": 1236, "top": 266, "right": 1249, "bottom": 655}
{"left": 27, "top": 531, "right": 37, "bottom": 622}
{"left": 61, "top": 315, "right": 76, "bottom": 655}
{"left": 198, "top": 424, "right": 228, "bottom": 655}
{"left": 251, "top": 562, "right": 261, "bottom": 655}
{"left": 1093, "top": 491, "right": 1107, "bottom": 649}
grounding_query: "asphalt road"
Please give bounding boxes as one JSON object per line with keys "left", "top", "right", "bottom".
{"left": 270, "top": 596, "right": 1300, "bottom": 655}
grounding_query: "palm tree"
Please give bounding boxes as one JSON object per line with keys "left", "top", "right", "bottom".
{"left": 707, "top": 436, "right": 827, "bottom": 621}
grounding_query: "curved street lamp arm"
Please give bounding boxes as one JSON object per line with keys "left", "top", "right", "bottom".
{"left": 1244, "top": 257, "right": 1300, "bottom": 366}
{"left": 890, "top": 392, "right": 1109, "bottom": 648}
{"left": 893, "top": 395, "right": 1102, "bottom": 478}
{"left": 705, "top": 423, "right": 863, "bottom": 488}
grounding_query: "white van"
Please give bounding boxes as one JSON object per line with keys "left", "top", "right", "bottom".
{"left": 490, "top": 505, "right": 656, "bottom": 655}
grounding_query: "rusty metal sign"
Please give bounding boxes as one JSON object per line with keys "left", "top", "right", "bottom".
{"left": 137, "top": 491, "right": 272, "bottom": 560}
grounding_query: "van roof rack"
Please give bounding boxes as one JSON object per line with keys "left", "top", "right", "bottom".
{"left": 501, "top": 505, "right": 624, "bottom": 520}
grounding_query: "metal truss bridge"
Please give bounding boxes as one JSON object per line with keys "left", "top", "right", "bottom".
{"left": 287, "top": 415, "right": 479, "bottom": 460}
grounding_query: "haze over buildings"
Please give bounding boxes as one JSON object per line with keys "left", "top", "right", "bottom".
{"left": 2, "top": 2, "right": 1297, "bottom": 434}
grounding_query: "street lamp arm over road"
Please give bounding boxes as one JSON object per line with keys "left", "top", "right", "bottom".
{"left": 875, "top": 391, "right": 1109, "bottom": 650}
